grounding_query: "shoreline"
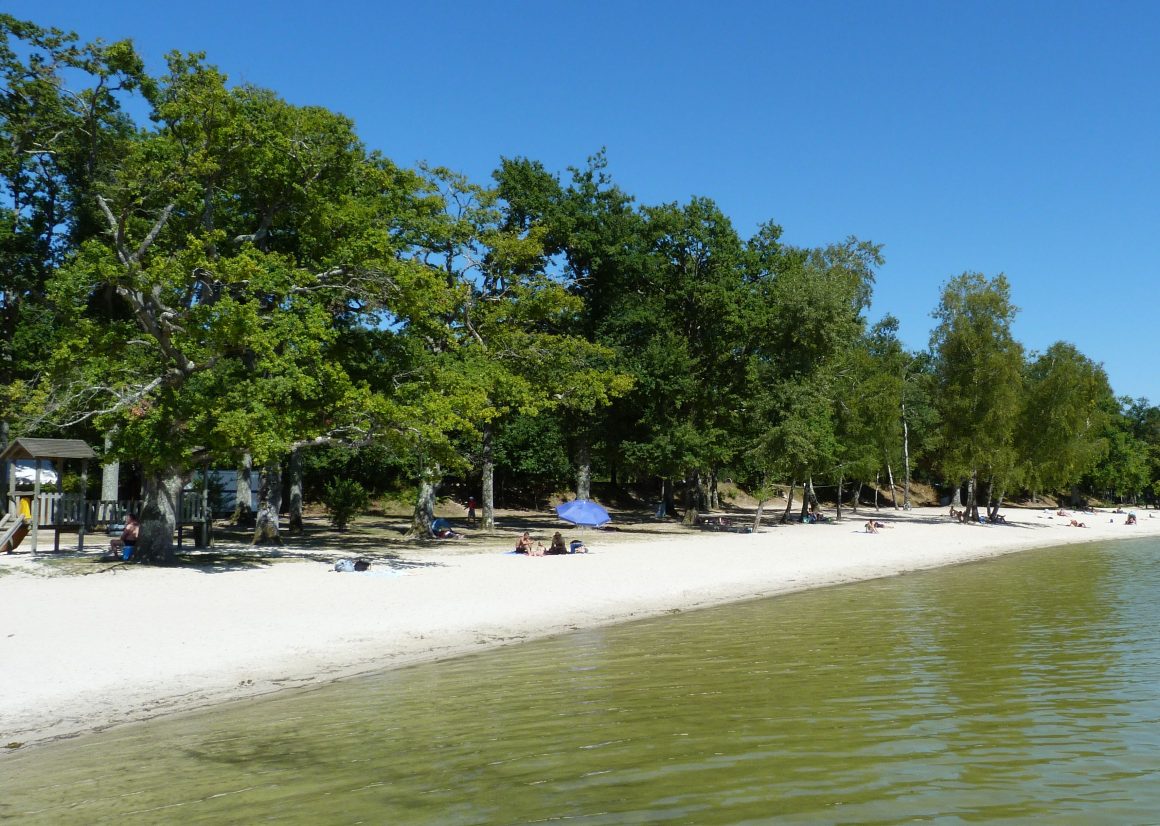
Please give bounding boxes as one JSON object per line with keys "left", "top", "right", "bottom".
{"left": 3, "top": 505, "right": 1158, "bottom": 752}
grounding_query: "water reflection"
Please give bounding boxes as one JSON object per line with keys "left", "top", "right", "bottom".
{"left": 5, "top": 538, "right": 1160, "bottom": 824}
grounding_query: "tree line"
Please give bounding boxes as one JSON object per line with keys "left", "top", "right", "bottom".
{"left": 2, "top": 17, "right": 1157, "bottom": 561}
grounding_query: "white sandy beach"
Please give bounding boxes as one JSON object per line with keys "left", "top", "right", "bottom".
{"left": 2, "top": 505, "right": 1158, "bottom": 751}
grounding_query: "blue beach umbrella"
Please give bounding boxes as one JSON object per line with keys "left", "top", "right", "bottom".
{"left": 556, "top": 499, "right": 611, "bottom": 527}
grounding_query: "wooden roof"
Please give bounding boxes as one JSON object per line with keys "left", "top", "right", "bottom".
{"left": 0, "top": 438, "right": 97, "bottom": 461}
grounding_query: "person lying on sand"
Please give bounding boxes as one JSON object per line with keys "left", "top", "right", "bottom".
{"left": 1068, "top": 519, "right": 1087, "bottom": 528}
{"left": 429, "top": 518, "right": 464, "bottom": 539}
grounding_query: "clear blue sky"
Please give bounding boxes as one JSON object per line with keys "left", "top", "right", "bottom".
{"left": 11, "top": 0, "right": 1158, "bottom": 402}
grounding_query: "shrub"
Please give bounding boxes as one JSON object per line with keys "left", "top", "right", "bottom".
{"left": 322, "top": 478, "right": 371, "bottom": 531}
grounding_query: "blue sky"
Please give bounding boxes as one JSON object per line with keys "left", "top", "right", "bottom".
{"left": 11, "top": 1, "right": 1158, "bottom": 401}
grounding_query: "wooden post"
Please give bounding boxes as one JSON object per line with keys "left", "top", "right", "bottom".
{"left": 4, "top": 440, "right": 12, "bottom": 516}
{"left": 31, "top": 459, "right": 41, "bottom": 554}
{"left": 78, "top": 459, "right": 89, "bottom": 553}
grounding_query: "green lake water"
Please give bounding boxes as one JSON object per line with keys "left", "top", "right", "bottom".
{"left": 5, "top": 537, "right": 1160, "bottom": 824}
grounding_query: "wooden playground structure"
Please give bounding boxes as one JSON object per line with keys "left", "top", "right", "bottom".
{"left": 1, "top": 438, "right": 210, "bottom": 554}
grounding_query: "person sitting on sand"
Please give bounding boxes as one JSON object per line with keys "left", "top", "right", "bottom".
{"left": 1057, "top": 509, "right": 1069, "bottom": 517}
{"left": 545, "top": 532, "right": 569, "bottom": 555}
{"left": 1069, "top": 519, "right": 1087, "bottom": 528}
{"left": 514, "top": 531, "right": 536, "bottom": 554}
{"left": 115, "top": 513, "right": 140, "bottom": 561}
{"left": 1126, "top": 513, "right": 1138, "bottom": 525}
{"left": 865, "top": 520, "right": 879, "bottom": 534}
{"left": 569, "top": 539, "right": 589, "bottom": 554}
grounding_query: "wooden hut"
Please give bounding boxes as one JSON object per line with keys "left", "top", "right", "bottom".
{"left": 0, "top": 438, "right": 97, "bottom": 553}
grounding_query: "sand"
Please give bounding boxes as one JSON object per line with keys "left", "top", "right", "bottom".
{"left": 2, "top": 505, "right": 1157, "bottom": 751}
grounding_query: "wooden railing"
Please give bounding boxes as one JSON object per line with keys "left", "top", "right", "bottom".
{"left": 6, "top": 494, "right": 207, "bottom": 528}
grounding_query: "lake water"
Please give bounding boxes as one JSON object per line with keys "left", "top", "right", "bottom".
{"left": 5, "top": 537, "right": 1160, "bottom": 824}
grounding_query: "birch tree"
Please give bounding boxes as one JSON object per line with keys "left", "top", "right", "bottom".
{"left": 930, "top": 273, "right": 1024, "bottom": 521}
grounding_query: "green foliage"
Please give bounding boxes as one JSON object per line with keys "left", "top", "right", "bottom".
{"left": 300, "top": 442, "right": 410, "bottom": 499}
{"left": 1016, "top": 342, "right": 1112, "bottom": 495}
{"left": 929, "top": 273, "right": 1024, "bottom": 490}
{"left": 2, "top": 13, "right": 1152, "bottom": 519}
{"left": 321, "top": 478, "right": 371, "bottom": 531}
{"left": 745, "top": 236, "right": 881, "bottom": 491}
{"left": 494, "top": 413, "right": 573, "bottom": 498}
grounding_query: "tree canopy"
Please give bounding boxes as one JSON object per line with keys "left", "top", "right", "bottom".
{"left": 3, "top": 15, "right": 1156, "bottom": 561}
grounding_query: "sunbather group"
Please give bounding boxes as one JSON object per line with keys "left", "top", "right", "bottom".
{"left": 514, "top": 530, "right": 588, "bottom": 555}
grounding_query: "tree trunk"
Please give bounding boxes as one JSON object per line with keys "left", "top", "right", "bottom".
{"left": 966, "top": 470, "right": 979, "bottom": 522}
{"left": 482, "top": 424, "right": 496, "bottom": 532}
{"left": 252, "top": 459, "right": 284, "bottom": 545}
{"left": 288, "top": 446, "right": 304, "bottom": 534}
{"left": 682, "top": 469, "right": 700, "bottom": 526}
{"left": 232, "top": 452, "right": 254, "bottom": 525}
{"left": 663, "top": 478, "right": 675, "bottom": 516}
{"left": 101, "top": 432, "right": 119, "bottom": 504}
{"left": 853, "top": 481, "right": 862, "bottom": 513}
{"left": 753, "top": 473, "right": 767, "bottom": 532}
{"left": 0, "top": 419, "right": 5, "bottom": 515}
{"left": 781, "top": 479, "right": 796, "bottom": 524}
{"left": 886, "top": 461, "right": 897, "bottom": 509}
{"left": 575, "top": 436, "right": 591, "bottom": 501}
{"left": 901, "top": 401, "right": 912, "bottom": 509}
{"left": 137, "top": 468, "right": 183, "bottom": 565}
{"left": 800, "top": 476, "right": 812, "bottom": 520}
{"left": 989, "top": 486, "right": 1005, "bottom": 520}
{"left": 0, "top": 419, "right": 6, "bottom": 515}
{"left": 709, "top": 467, "right": 719, "bottom": 510}
{"left": 407, "top": 462, "right": 441, "bottom": 538}
{"left": 874, "top": 472, "right": 880, "bottom": 510}
{"left": 836, "top": 476, "right": 844, "bottom": 521}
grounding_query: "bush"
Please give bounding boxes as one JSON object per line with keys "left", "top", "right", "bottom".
{"left": 322, "top": 478, "right": 371, "bottom": 531}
